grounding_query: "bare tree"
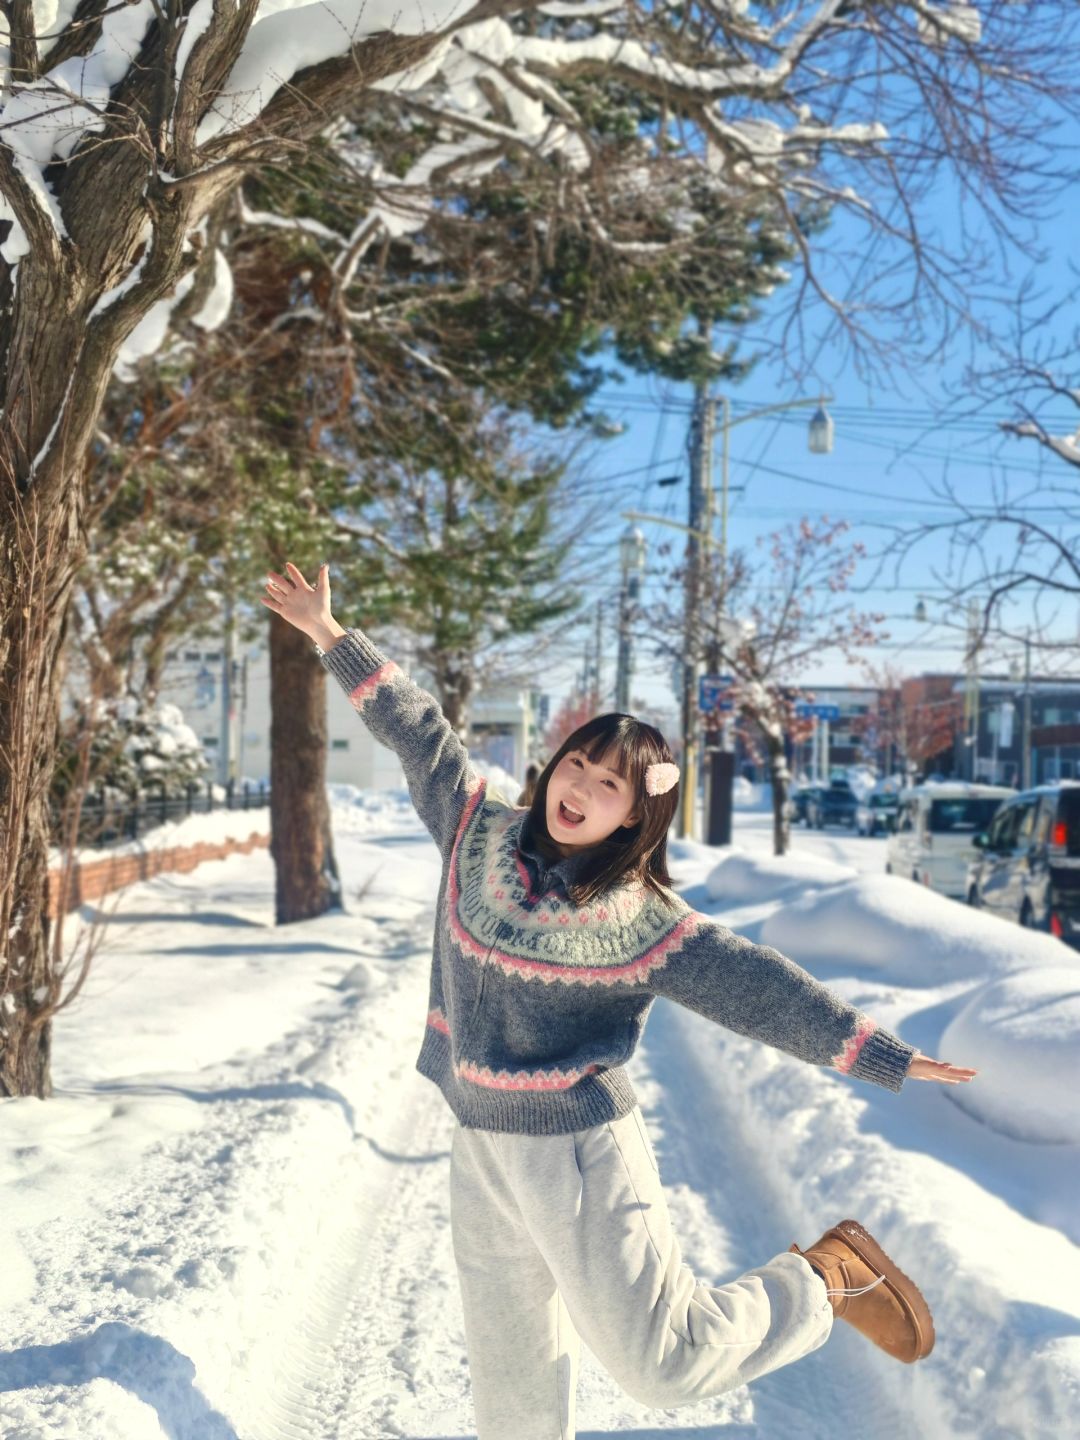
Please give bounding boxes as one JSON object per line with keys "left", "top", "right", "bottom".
{"left": 870, "top": 298, "right": 1080, "bottom": 677}
{"left": 650, "top": 516, "right": 886, "bottom": 854}
{"left": 857, "top": 661, "right": 963, "bottom": 780}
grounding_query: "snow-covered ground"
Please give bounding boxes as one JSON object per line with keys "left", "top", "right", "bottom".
{"left": 4, "top": 788, "right": 1079, "bottom": 1439}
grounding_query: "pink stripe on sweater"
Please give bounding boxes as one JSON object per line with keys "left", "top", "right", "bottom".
{"left": 456, "top": 1058, "right": 601, "bottom": 1091}
{"left": 832, "top": 1016, "right": 877, "bottom": 1073}
{"left": 347, "top": 660, "right": 402, "bottom": 711}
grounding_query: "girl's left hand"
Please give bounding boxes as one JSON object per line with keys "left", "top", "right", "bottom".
{"left": 907, "top": 1053, "right": 978, "bottom": 1084}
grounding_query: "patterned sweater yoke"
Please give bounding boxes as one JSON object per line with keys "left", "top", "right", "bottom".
{"left": 316, "top": 627, "right": 916, "bottom": 1136}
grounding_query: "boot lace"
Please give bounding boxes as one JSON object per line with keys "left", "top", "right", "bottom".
{"left": 826, "top": 1273, "right": 886, "bottom": 1297}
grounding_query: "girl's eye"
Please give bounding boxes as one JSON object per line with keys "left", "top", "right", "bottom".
{"left": 570, "top": 757, "right": 616, "bottom": 789}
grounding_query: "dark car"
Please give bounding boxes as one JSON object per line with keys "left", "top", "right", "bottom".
{"left": 808, "top": 779, "right": 858, "bottom": 830}
{"left": 788, "top": 784, "right": 821, "bottom": 826}
{"left": 856, "top": 791, "right": 900, "bottom": 837}
{"left": 967, "top": 783, "right": 1080, "bottom": 945}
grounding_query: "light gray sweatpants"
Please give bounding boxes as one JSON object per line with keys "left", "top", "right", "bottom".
{"left": 450, "top": 1105, "right": 833, "bottom": 1440}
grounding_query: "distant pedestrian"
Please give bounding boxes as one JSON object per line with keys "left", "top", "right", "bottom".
{"left": 264, "top": 560, "right": 977, "bottom": 1440}
{"left": 516, "top": 760, "right": 541, "bottom": 808}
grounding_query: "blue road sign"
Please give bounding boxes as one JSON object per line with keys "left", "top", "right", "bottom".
{"left": 795, "top": 702, "right": 841, "bottom": 721}
{"left": 699, "top": 674, "right": 735, "bottom": 713}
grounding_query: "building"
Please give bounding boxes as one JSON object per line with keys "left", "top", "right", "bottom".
{"left": 953, "top": 677, "right": 1080, "bottom": 786}
{"left": 60, "top": 636, "right": 546, "bottom": 797}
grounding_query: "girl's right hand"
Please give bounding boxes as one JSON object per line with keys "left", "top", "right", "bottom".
{"left": 261, "top": 561, "right": 333, "bottom": 636}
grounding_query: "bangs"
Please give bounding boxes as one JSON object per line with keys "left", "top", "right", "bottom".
{"left": 580, "top": 732, "right": 633, "bottom": 781}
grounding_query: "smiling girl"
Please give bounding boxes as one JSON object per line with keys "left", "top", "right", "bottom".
{"left": 263, "top": 562, "right": 976, "bottom": 1440}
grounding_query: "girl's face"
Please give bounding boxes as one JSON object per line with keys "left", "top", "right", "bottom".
{"left": 545, "top": 748, "right": 641, "bottom": 855}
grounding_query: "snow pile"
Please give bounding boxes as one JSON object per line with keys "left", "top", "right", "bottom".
{"left": 470, "top": 757, "right": 523, "bottom": 807}
{"left": 732, "top": 776, "right": 773, "bottom": 810}
{"left": 845, "top": 764, "right": 878, "bottom": 799}
{"left": 692, "top": 1019, "right": 1080, "bottom": 1439}
{"left": 760, "top": 870, "right": 1064, "bottom": 983}
{"left": 941, "top": 968, "right": 1080, "bottom": 1144}
{"left": 704, "top": 846, "right": 856, "bottom": 905}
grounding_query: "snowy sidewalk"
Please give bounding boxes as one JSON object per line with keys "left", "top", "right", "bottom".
{"left": 2, "top": 793, "right": 1078, "bottom": 1438}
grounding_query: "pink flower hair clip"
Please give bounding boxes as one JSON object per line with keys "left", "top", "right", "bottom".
{"left": 644, "top": 761, "right": 680, "bottom": 796}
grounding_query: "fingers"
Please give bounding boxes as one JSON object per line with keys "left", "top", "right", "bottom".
{"left": 909, "top": 1055, "right": 979, "bottom": 1084}
{"left": 262, "top": 562, "right": 324, "bottom": 618}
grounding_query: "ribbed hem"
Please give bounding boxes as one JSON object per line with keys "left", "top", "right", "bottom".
{"left": 415, "top": 1027, "right": 640, "bottom": 1135}
{"left": 314, "top": 627, "right": 391, "bottom": 681}
{"left": 849, "top": 1026, "right": 916, "bottom": 1093}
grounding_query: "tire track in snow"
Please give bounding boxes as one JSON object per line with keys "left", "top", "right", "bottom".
{"left": 636, "top": 997, "right": 922, "bottom": 1439}
{"left": 243, "top": 1066, "right": 454, "bottom": 1440}
{"left": 227, "top": 886, "right": 462, "bottom": 1440}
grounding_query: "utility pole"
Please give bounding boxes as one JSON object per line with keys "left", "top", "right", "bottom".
{"left": 1023, "top": 631, "right": 1033, "bottom": 789}
{"left": 964, "top": 598, "right": 981, "bottom": 782}
{"left": 220, "top": 586, "right": 238, "bottom": 786}
{"left": 680, "top": 378, "right": 714, "bottom": 839}
{"left": 595, "top": 599, "right": 604, "bottom": 709}
{"left": 616, "top": 527, "right": 646, "bottom": 713}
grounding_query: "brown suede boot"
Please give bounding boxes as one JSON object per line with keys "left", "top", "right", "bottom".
{"left": 790, "top": 1218, "right": 935, "bottom": 1364}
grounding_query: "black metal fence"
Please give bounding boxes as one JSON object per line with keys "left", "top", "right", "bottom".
{"left": 49, "top": 778, "right": 271, "bottom": 849}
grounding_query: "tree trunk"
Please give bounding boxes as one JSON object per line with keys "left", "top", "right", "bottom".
{"left": 432, "top": 652, "right": 473, "bottom": 742}
{"left": 767, "top": 733, "right": 791, "bottom": 857}
{"left": 0, "top": 764, "right": 56, "bottom": 1098}
{"left": 268, "top": 612, "right": 344, "bottom": 924}
{"left": 0, "top": 489, "right": 87, "bottom": 1098}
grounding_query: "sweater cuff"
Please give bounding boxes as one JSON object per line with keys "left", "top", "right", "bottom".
{"left": 314, "top": 626, "right": 390, "bottom": 679}
{"left": 847, "top": 1026, "right": 917, "bottom": 1093}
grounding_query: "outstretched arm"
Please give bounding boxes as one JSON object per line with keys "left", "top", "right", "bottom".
{"left": 645, "top": 907, "right": 917, "bottom": 1091}
{"left": 262, "top": 563, "right": 481, "bottom": 858}
{"left": 646, "top": 909, "right": 978, "bottom": 1089}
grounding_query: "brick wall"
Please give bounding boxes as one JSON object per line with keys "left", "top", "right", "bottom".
{"left": 45, "top": 831, "right": 270, "bottom": 920}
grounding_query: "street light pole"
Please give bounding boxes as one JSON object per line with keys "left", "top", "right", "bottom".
{"left": 616, "top": 526, "right": 647, "bottom": 712}
{"left": 625, "top": 391, "right": 835, "bottom": 843}
{"left": 679, "top": 384, "right": 713, "bottom": 839}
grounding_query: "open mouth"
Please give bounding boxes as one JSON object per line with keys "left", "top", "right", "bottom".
{"left": 557, "top": 799, "right": 586, "bottom": 827}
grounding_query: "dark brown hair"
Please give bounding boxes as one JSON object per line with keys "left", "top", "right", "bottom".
{"left": 527, "top": 712, "right": 681, "bottom": 911}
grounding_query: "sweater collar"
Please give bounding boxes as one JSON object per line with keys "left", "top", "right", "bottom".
{"left": 517, "top": 807, "right": 596, "bottom": 889}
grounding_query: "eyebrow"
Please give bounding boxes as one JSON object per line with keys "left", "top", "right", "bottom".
{"left": 573, "top": 750, "right": 624, "bottom": 780}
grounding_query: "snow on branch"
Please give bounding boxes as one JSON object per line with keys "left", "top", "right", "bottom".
{"left": 1009, "top": 419, "right": 1080, "bottom": 469}
{"left": 0, "top": 0, "right": 1068, "bottom": 403}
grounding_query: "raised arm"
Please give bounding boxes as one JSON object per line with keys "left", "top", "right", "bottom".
{"left": 262, "top": 563, "right": 481, "bottom": 858}
{"left": 646, "top": 908, "right": 915, "bottom": 1092}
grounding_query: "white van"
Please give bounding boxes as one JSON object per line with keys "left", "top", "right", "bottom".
{"left": 886, "top": 782, "right": 1014, "bottom": 898}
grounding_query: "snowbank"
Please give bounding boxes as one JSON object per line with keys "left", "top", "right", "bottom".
{"left": 941, "top": 968, "right": 1080, "bottom": 1144}
{"left": 471, "top": 757, "right": 524, "bottom": 806}
{"left": 732, "top": 776, "right": 771, "bottom": 810}
{"left": 704, "top": 846, "right": 856, "bottom": 905}
{"left": 760, "top": 871, "right": 1065, "bottom": 983}
{"left": 685, "top": 1020, "right": 1080, "bottom": 1440}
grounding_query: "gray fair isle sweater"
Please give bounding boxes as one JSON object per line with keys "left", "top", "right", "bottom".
{"left": 315, "top": 627, "right": 916, "bottom": 1136}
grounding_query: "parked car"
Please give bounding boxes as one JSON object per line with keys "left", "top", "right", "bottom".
{"left": 966, "top": 783, "right": 1080, "bottom": 945}
{"left": 808, "top": 779, "right": 858, "bottom": 830}
{"left": 787, "top": 784, "right": 821, "bottom": 826}
{"left": 886, "top": 782, "right": 1014, "bottom": 898}
{"left": 856, "top": 791, "right": 900, "bottom": 837}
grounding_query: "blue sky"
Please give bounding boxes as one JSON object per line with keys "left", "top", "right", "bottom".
{"left": 541, "top": 146, "right": 1080, "bottom": 719}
